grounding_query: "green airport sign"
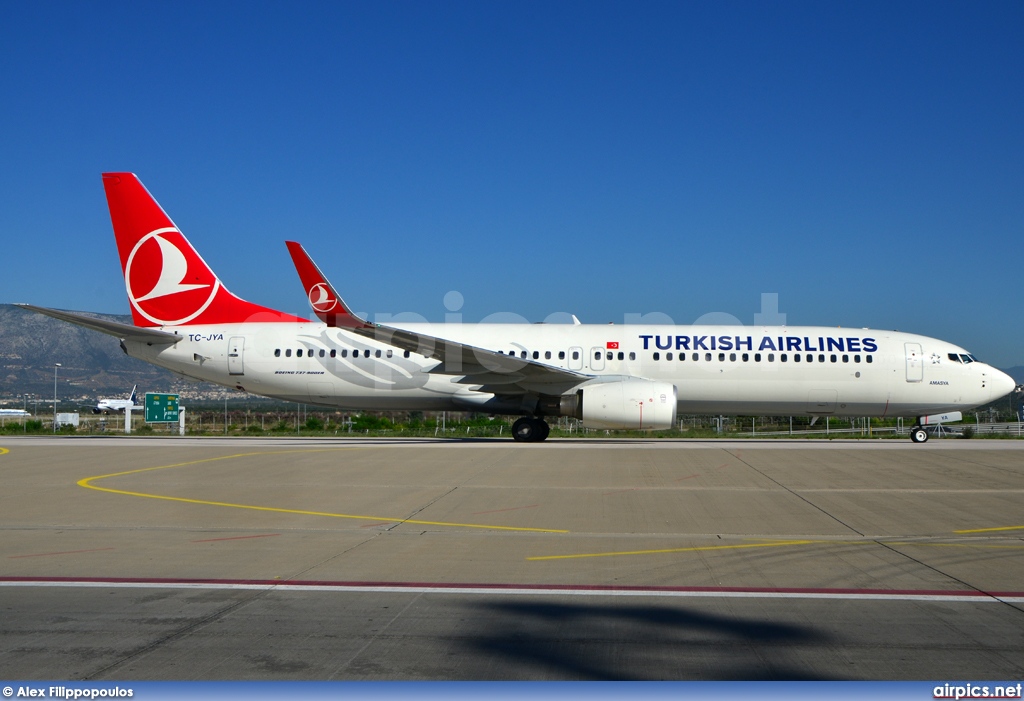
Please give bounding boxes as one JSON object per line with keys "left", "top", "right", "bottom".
{"left": 145, "top": 393, "right": 180, "bottom": 423}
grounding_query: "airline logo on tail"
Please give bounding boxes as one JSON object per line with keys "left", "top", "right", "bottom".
{"left": 308, "top": 283, "right": 339, "bottom": 313}
{"left": 125, "top": 228, "right": 221, "bottom": 325}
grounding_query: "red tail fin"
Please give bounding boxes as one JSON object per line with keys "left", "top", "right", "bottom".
{"left": 102, "top": 173, "right": 304, "bottom": 326}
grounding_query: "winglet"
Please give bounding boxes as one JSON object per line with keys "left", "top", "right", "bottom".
{"left": 285, "top": 241, "right": 372, "bottom": 329}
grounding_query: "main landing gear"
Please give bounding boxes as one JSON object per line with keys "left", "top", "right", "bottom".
{"left": 512, "top": 417, "right": 550, "bottom": 442}
{"left": 910, "top": 426, "right": 929, "bottom": 443}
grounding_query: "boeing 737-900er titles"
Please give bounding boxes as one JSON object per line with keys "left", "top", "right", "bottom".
{"left": 16, "top": 173, "right": 1016, "bottom": 442}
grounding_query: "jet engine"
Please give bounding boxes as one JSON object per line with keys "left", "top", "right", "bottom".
{"left": 543, "top": 378, "right": 678, "bottom": 431}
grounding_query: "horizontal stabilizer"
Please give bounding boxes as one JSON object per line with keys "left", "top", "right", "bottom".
{"left": 14, "top": 304, "right": 182, "bottom": 344}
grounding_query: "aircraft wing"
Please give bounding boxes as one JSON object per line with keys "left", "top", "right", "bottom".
{"left": 285, "top": 242, "right": 588, "bottom": 395}
{"left": 15, "top": 304, "right": 182, "bottom": 344}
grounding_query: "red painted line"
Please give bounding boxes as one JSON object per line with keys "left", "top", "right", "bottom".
{"left": 0, "top": 576, "right": 1022, "bottom": 600}
{"left": 191, "top": 534, "right": 281, "bottom": 543}
{"left": 674, "top": 474, "right": 700, "bottom": 481}
{"left": 716, "top": 463, "right": 729, "bottom": 470}
{"left": 602, "top": 488, "right": 637, "bottom": 495}
{"left": 471, "top": 505, "right": 540, "bottom": 515}
{"left": 359, "top": 522, "right": 396, "bottom": 528}
{"left": 9, "top": 548, "right": 115, "bottom": 559}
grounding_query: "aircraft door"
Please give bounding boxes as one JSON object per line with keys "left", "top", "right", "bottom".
{"left": 568, "top": 346, "right": 583, "bottom": 371}
{"left": 228, "top": 336, "right": 245, "bottom": 376}
{"left": 590, "top": 347, "right": 605, "bottom": 371}
{"left": 905, "top": 343, "right": 923, "bottom": 382}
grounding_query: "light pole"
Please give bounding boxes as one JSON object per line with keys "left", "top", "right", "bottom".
{"left": 53, "top": 363, "right": 61, "bottom": 432}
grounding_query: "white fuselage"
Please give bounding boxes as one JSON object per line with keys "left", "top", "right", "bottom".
{"left": 125, "top": 322, "right": 1013, "bottom": 419}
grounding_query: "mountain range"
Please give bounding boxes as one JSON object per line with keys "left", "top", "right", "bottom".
{"left": 0, "top": 304, "right": 221, "bottom": 405}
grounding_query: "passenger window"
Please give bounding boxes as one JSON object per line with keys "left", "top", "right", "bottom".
{"left": 781, "top": 354, "right": 787, "bottom": 362}
{"left": 629, "top": 352, "right": 636, "bottom": 360}
{"left": 274, "top": 349, "right": 281, "bottom": 357}
{"left": 692, "top": 353, "right": 698, "bottom": 361}
{"left": 404, "top": 350, "right": 410, "bottom": 358}
{"left": 742, "top": 353, "right": 749, "bottom": 362}
{"left": 545, "top": 351, "right": 552, "bottom": 360}
{"left": 285, "top": 349, "right": 292, "bottom": 358}
{"left": 818, "top": 354, "right": 825, "bottom": 363}
{"left": 653, "top": 352, "right": 660, "bottom": 361}
{"left": 617, "top": 352, "right": 624, "bottom": 360}
{"left": 364, "top": 350, "right": 371, "bottom": 358}
{"left": 729, "top": 353, "right": 736, "bottom": 361}
{"left": 830, "top": 354, "right": 837, "bottom": 363}
{"left": 533, "top": 351, "right": 540, "bottom": 359}
{"left": 330, "top": 349, "right": 336, "bottom": 358}
{"left": 296, "top": 349, "right": 303, "bottom": 357}
{"left": 854, "top": 355, "right": 860, "bottom": 363}
{"left": 319, "top": 349, "right": 325, "bottom": 357}
{"left": 718, "top": 352, "right": 725, "bottom": 361}
{"left": 375, "top": 350, "right": 382, "bottom": 358}
{"left": 387, "top": 350, "right": 393, "bottom": 358}
{"left": 806, "top": 354, "right": 813, "bottom": 363}
{"left": 594, "top": 351, "right": 601, "bottom": 360}
{"left": 559, "top": 351, "right": 566, "bottom": 360}
{"left": 341, "top": 349, "right": 348, "bottom": 358}
{"left": 572, "top": 351, "right": 579, "bottom": 360}
{"left": 607, "top": 351, "right": 613, "bottom": 360}
{"left": 705, "top": 353, "right": 712, "bottom": 362}
{"left": 520, "top": 351, "right": 527, "bottom": 359}
{"left": 842, "top": 354, "right": 849, "bottom": 363}
{"left": 866, "top": 356, "right": 873, "bottom": 363}
{"left": 794, "top": 354, "right": 801, "bottom": 362}
{"left": 768, "top": 353, "right": 775, "bottom": 362}
{"left": 666, "top": 352, "right": 673, "bottom": 360}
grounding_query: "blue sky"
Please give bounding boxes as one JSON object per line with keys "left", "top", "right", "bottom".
{"left": 2, "top": 1, "right": 1022, "bottom": 367}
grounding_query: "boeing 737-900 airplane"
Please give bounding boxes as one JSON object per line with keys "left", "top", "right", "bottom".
{"left": 17, "top": 173, "right": 1016, "bottom": 442}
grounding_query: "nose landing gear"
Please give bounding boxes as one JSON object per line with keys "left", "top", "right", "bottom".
{"left": 512, "top": 417, "right": 551, "bottom": 442}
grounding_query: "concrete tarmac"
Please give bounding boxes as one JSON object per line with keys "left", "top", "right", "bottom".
{"left": 1, "top": 436, "right": 1023, "bottom": 680}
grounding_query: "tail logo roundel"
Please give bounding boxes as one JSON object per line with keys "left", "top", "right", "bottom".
{"left": 308, "top": 283, "right": 339, "bottom": 313}
{"left": 125, "top": 228, "right": 221, "bottom": 325}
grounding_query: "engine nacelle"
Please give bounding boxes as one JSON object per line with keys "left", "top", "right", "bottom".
{"left": 564, "top": 378, "right": 678, "bottom": 431}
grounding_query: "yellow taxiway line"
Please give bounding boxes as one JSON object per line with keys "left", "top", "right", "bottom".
{"left": 78, "top": 449, "right": 567, "bottom": 533}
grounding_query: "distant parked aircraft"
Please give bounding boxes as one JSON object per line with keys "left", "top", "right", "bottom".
{"left": 93, "top": 384, "right": 139, "bottom": 414}
{"left": 0, "top": 409, "right": 31, "bottom": 417}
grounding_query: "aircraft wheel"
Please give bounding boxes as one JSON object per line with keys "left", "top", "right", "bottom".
{"left": 512, "top": 417, "right": 549, "bottom": 442}
{"left": 512, "top": 417, "right": 537, "bottom": 442}
{"left": 536, "top": 419, "right": 550, "bottom": 442}
{"left": 910, "top": 427, "right": 929, "bottom": 443}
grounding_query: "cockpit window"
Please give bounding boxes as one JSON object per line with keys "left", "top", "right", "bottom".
{"left": 948, "top": 353, "right": 961, "bottom": 363}
{"left": 959, "top": 354, "right": 974, "bottom": 364}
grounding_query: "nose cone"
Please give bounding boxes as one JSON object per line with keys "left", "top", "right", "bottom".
{"left": 990, "top": 368, "right": 1017, "bottom": 400}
